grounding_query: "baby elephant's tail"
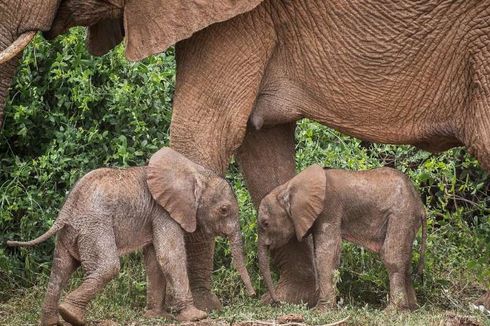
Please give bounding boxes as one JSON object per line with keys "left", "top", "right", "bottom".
{"left": 415, "top": 212, "right": 427, "bottom": 277}
{"left": 7, "top": 221, "right": 65, "bottom": 247}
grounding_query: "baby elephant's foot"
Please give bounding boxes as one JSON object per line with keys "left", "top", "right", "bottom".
{"left": 40, "top": 313, "right": 63, "bottom": 326}
{"left": 176, "top": 306, "right": 208, "bottom": 322}
{"left": 58, "top": 301, "right": 86, "bottom": 326}
{"left": 143, "top": 309, "right": 174, "bottom": 320}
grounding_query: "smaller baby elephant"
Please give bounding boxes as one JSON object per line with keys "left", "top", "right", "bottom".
{"left": 8, "top": 147, "right": 255, "bottom": 325}
{"left": 258, "top": 164, "right": 427, "bottom": 311}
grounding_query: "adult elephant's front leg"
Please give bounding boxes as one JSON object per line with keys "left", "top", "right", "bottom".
{"left": 236, "top": 123, "right": 318, "bottom": 307}
{"left": 169, "top": 7, "right": 276, "bottom": 311}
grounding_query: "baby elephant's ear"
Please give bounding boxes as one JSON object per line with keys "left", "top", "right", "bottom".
{"left": 147, "top": 147, "right": 206, "bottom": 233}
{"left": 284, "top": 164, "right": 326, "bottom": 241}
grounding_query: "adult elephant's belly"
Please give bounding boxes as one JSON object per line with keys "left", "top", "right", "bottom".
{"left": 257, "top": 68, "right": 465, "bottom": 153}
{"left": 301, "top": 75, "right": 464, "bottom": 153}
{"left": 267, "top": 0, "right": 478, "bottom": 153}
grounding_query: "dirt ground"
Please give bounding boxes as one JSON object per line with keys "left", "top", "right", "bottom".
{"left": 89, "top": 312, "right": 484, "bottom": 326}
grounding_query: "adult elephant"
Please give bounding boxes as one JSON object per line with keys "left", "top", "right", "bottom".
{"left": 1, "top": 0, "right": 489, "bottom": 311}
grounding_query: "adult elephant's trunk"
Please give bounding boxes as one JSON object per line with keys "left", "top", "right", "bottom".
{"left": 227, "top": 230, "right": 256, "bottom": 296}
{"left": 258, "top": 240, "right": 278, "bottom": 303}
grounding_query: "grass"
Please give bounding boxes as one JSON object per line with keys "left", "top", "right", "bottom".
{"left": 1, "top": 289, "right": 489, "bottom": 325}
{"left": 1, "top": 265, "right": 489, "bottom": 326}
{"left": 2, "top": 216, "right": 489, "bottom": 325}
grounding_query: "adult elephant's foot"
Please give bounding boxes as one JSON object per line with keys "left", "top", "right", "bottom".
{"left": 163, "top": 291, "right": 221, "bottom": 313}
{"left": 261, "top": 238, "right": 318, "bottom": 307}
{"left": 312, "top": 300, "right": 337, "bottom": 314}
{"left": 475, "top": 291, "right": 490, "bottom": 311}
{"left": 192, "top": 288, "right": 223, "bottom": 312}
{"left": 261, "top": 277, "right": 318, "bottom": 307}
{"left": 384, "top": 303, "right": 413, "bottom": 313}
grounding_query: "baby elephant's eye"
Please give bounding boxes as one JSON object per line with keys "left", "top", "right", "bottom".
{"left": 261, "top": 220, "right": 269, "bottom": 228}
{"left": 218, "top": 204, "right": 230, "bottom": 216}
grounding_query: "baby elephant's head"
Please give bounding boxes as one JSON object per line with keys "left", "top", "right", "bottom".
{"left": 146, "top": 147, "right": 255, "bottom": 296}
{"left": 146, "top": 147, "right": 239, "bottom": 236}
{"left": 257, "top": 164, "right": 326, "bottom": 302}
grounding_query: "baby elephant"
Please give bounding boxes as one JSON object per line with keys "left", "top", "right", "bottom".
{"left": 258, "top": 164, "right": 426, "bottom": 311}
{"left": 8, "top": 147, "right": 255, "bottom": 325}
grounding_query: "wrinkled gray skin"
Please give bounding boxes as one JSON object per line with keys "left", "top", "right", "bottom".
{"left": 7, "top": 147, "right": 255, "bottom": 326}
{"left": 258, "top": 165, "right": 427, "bottom": 311}
{"left": 1, "top": 0, "right": 489, "bottom": 310}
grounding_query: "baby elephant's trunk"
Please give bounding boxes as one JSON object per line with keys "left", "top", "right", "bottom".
{"left": 258, "top": 240, "right": 279, "bottom": 303}
{"left": 228, "top": 231, "right": 256, "bottom": 296}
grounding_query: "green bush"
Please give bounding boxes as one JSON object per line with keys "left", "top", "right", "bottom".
{"left": 1, "top": 29, "right": 488, "bottom": 312}
{"left": 1, "top": 28, "right": 175, "bottom": 293}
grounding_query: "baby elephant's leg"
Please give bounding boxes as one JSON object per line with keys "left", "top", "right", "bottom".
{"left": 381, "top": 216, "right": 416, "bottom": 311}
{"left": 313, "top": 222, "right": 342, "bottom": 311}
{"left": 405, "top": 272, "right": 418, "bottom": 310}
{"left": 59, "top": 228, "right": 120, "bottom": 326}
{"left": 405, "top": 213, "right": 423, "bottom": 310}
{"left": 41, "top": 241, "right": 79, "bottom": 326}
{"left": 152, "top": 216, "right": 207, "bottom": 322}
{"left": 143, "top": 245, "right": 172, "bottom": 319}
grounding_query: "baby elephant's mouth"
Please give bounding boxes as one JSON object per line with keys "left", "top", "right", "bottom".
{"left": 202, "top": 223, "right": 223, "bottom": 238}
{"left": 199, "top": 224, "right": 214, "bottom": 237}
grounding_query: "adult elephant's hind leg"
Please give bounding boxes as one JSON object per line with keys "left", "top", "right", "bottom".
{"left": 236, "top": 123, "right": 318, "bottom": 307}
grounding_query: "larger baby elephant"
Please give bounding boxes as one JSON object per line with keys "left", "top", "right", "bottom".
{"left": 258, "top": 165, "right": 427, "bottom": 311}
{"left": 7, "top": 147, "right": 255, "bottom": 326}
